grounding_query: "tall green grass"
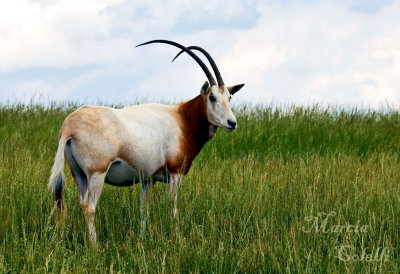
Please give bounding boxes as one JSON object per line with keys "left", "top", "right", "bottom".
{"left": 0, "top": 102, "right": 399, "bottom": 272}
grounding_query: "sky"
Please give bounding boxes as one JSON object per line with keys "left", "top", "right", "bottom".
{"left": 0, "top": 0, "right": 399, "bottom": 107}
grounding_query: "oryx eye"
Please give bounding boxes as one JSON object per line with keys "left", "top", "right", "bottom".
{"left": 209, "top": 94, "right": 216, "bottom": 103}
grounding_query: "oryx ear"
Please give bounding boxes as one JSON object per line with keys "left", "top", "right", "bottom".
{"left": 200, "top": 81, "right": 210, "bottom": 95}
{"left": 227, "top": 83, "right": 245, "bottom": 95}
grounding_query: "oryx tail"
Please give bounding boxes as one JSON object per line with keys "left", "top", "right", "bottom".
{"left": 48, "top": 137, "right": 67, "bottom": 209}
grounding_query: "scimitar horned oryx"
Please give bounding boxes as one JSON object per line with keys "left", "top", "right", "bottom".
{"left": 48, "top": 39, "right": 245, "bottom": 243}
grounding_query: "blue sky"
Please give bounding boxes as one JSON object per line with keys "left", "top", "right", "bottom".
{"left": 0, "top": 0, "right": 399, "bottom": 107}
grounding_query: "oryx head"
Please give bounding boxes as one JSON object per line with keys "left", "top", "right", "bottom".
{"left": 136, "top": 40, "right": 245, "bottom": 131}
{"left": 197, "top": 80, "right": 244, "bottom": 131}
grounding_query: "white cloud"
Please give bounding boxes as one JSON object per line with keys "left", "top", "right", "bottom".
{"left": 0, "top": 0, "right": 399, "bottom": 107}
{"left": 0, "top": 0, "right": 129, "bottom": 72}
{"left": 216, "top": 0, "right": 400, "bottom": 106}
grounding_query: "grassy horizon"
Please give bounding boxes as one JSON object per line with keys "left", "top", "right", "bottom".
{"left": 0, "top": 102, "right": 399, "bottom": 272}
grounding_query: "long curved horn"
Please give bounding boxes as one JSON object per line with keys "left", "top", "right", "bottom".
{"left": 136, "top": 40, "right": 217, "bottom": 86}
{"left": 172, "top": 46, "right": 224, "bottom": 87}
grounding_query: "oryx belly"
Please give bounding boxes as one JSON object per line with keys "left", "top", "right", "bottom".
{"left": 105, "top": 158, "right": 140, "bottom": 186}
{"left": 105, "top": 158, "right": 168, "bottom": 186}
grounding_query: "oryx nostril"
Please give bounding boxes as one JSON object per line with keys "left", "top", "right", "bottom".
{"left": 227, "top": 120, "right": 237, "bottom": 128}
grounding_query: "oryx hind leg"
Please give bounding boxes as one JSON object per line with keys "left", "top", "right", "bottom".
{"left": 65, "top": 136, "right": 113, "bottom": 244}
{"left": 82, "top": 171, "right": 106, "bottom": 244}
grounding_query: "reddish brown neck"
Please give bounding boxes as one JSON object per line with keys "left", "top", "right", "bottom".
{"left": 175, "top": 95, "right": 214, "bottom": 173}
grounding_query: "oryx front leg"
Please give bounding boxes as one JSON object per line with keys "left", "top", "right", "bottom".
{"left": 169, "top": 173, "right": 183, "bottom": 217}
{"left": 140, "top": 181, "right": 150, "bottom": 235}
{"left": 82, "top": 172, "right": 106, "bottom": 244}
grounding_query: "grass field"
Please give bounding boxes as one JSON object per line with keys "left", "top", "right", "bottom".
{"left": 0, "top": 102, "right": 399, "bottom": 272}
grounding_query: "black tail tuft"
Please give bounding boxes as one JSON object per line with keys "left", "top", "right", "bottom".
{"left": 54, "top": 175, "right": 65, "bottom": 210}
